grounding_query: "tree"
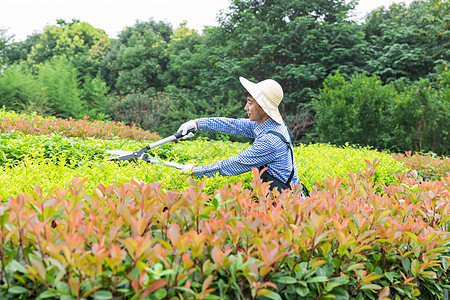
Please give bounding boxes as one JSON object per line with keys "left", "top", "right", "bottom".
{"left": 101, "top": 19, "right": 172, "bottom": 94}
{"left": 4, "top": 33, "right": 42, "bottom": 64}
{"left": 387, "top": 75, "right": 450, "bottom": 155}
{"left": 165, "top": 22, "right": 202, "bottom": 88}
{"left": 28, "top": 19, "right": 111, "bottom": 79}
{"left": 24, "top": 20, "right": 111, "bottom": 119}
{"left": 0, "top": 29, "right": 42, "bottom": 66}
{"left": 38, "top": 57, "right": 84, "bottom": 118}
{"left": 364, "top": 0, "right": 450, "bottom": 83}
{"left": 166, "top": 0, "right": 367, "bottom": 140}
{"left": 0, "top": 28, "right": 14, "bottom": 66}
{"left": 313, "top": 69, "right": 450, "bottom": 155}
{"left": 313, "top": 72, "right": 394, "bottom": 148}
{"left": 0, "top": 64, "right": 42, "bottom": 111}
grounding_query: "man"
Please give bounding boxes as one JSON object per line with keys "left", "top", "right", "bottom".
{"left": 178, "top": 76, "right": 308, "bottom": 195}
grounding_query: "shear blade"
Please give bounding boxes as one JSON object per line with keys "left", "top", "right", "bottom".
{"left": 106, "top": 150, "right": 134, "bottom": 156}
{"left": 106, "top": 150, "right": 140, "bottom": 161}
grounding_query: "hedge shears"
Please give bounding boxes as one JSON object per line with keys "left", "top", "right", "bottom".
{"left": 106, "top": 128, "right": 196, "bottom": 170}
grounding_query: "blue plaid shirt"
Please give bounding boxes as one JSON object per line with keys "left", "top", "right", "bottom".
{"left": 192, "top": 117, "right": 299, "bottom": 186}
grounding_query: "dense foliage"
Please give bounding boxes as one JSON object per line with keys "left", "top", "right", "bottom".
{"left": 101, "top": 20, "right": 171, "bottom": 94}
{"left": 1, "top": 170, "right": 449, "bottom": 299}
{"left": 1, "top": 0, "right": 449, "bottom": 296}
{"left": 1, "top": 0, "right": 448, "bottom": 154}
{"left": 0, "top": 109, "right": 160, "bottom": 141}
{"left": 105, "top": 89, "right": 188, "bottom": 139}
{"left": 0, "top": 110, "right": 406, "bottom": 199}
{"left": 314, "top": 70, "right": 450, "bottom": 155}
{"left": 364, "top": 0, "right": 449, "bottom": 83}
{"left": 0, "top": 112, "right": 449, "bottom": 299}
{"left": 392, "top": 151, "right": 450, "bottom": 181}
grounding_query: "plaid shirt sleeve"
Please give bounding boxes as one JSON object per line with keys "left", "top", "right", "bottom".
{"left": 196, "top": 117, "right": 256, "bottom": 138}
{"left": 193, "top": 134, "right": 278, "bottom": 178}
{"left": 192, "top": 117, "right": 299, "bottom": 185}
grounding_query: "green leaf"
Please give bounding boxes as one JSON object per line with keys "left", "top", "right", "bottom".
{"left": 374, "top": 267, "right": 383, "bottom": 275}
{"left": 212, "top": 194, "right": 221, "bottom": 209}
{"left": 28, "top": 201, "right": 42, "bottom": 215}
{"left": 155, "top": 289, "right": 167, "bottom": 299}
{"left": 411, "top": 259, "right": 420, "bottom": 277}
{"left": 296, "top": 287, "right": 310, "bottom": 297}
{"left": 306, "top": 276, "right": 329, "bottom": 283}
{"left": 402, "top": 258, "right": 411, "bottom": 272}
{"left": 272, "top": 276, "right": 297, "bottom": 284}
{"left": 175, "top": 286, "right": 196, "bottom": 295}
{"left": 325, "top": 287, "right": 350, "bottom": 300}
{"left": 8, "top": 260, "right": 27, "bottom": 273}
{"left": 442, "top": 257, "right": 449, "bottom": 271}
{"left": 347, "top": 263, "right": 364, "bottom": 272}
{"left": 95, "top": 290, "right": 113, "bottom": 300}
{"left": 0, "top": 206, "right": 11, "bottom": 226}
{"left": 262, "top": 292, "right": 282, "bottom": 300}
{"left": 385, "top": 272, "right": 394, "bottom": 283}
{"left": 443, "top": 288, "right": 448, "bottom": 300}
{"left": 404, "top": 232, "right": 419, "bottom": 244}
{"left": 355, "top": 293, "right": 364, "bottom": 300}
{"left": 8, "top": 286, "right": 29, "bottom": 294}
{"left": 55, "top": 282, "right": 70, "bottom": 295}
{"left": 360, "top": 284, "right": 382, "bottom": 290}
{"left": 37, "top": 290, "right": 57, "bottom": 299}
{"left": 326, "top": 281, "right": 345, "bottom": 292}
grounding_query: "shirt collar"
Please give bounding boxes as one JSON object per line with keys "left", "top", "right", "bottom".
{"left": 254, "top": 118, "right": 278, "bottom": 136}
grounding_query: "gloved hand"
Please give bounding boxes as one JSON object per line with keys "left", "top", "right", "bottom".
{"left": 180, "top": 163, "right": 196, "bottom": 175}
{"left": 177, "top": 120, "right": 198, "bottom": 139}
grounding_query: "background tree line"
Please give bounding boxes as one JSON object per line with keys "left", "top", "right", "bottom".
{"left": 0, "top": 0, "right": 449, "bottom": 155}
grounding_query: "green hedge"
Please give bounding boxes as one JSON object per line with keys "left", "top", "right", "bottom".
{"left": 0, "top": 130, "right": 406, "bottom": 199}
{"left": 314, "top": 70, "right": 450, "bottom": 156}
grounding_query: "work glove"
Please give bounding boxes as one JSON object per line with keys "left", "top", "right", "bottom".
{"left": 177, "top": 120, "right": 198, "bottom": 139}
{"left": 180, "top": 163, "right": 196, "bottom": 175}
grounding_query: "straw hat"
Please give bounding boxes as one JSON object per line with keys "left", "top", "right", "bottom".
{"left": 239, "top": 76, "right": 284, "bottom": 124}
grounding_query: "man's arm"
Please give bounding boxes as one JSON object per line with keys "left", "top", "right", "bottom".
{"left": 197, "top": 117, "right": 256, "bottom": 139}
{"left": 193, "top": 135, "right": 276, "bottom": 178}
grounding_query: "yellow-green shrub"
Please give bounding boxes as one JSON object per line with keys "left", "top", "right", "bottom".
{"left": 0, "top": 136, "right": 406, "bottom": 200}
{"left": 294, "top": 143, "right": 406, "bottom": 189}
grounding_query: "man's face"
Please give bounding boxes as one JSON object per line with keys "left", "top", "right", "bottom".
{"left": 244, "top": 94, "right": 269, "bottom": 125}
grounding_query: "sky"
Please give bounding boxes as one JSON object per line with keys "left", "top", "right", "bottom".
{"left": 1, "top": 0, "right": 414, "bottom": 42}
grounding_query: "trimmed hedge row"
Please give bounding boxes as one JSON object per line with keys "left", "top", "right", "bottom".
{"left": 0, "top": 131, "right": 406, "bottom": 199}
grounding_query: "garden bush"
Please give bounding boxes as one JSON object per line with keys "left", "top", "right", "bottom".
{"left": 37, "top": 57, "right": 84, "bottom": 119}
{"left": 313, "top": 72, "right": 394, "bottom": 149}
{"left": 392, "top": 151, "right": 450, "bottom": 181}
{"left": 387, "top": 77, "right": 450, "bottom": 156}
{"left": 0, "top": 131, "right": 145, "bottom": 166}
{"left": 0, "top": 64, "right": 42, "bottom": 111}
{"left": 0, "top": 109, "right": 406, "bottom": 199}
{"left": 314, "top": 70, "right": 450, "bottom": 156}
{"left": 1, "top": 111, "right": 448, "bottom": 299}
{"left": 0, "top": 167, "right": 449, "bottom": 299}
{"left": 0, "top": 108, "right": 160, "bottom": 141}
{"left": 106, "top": 89, "right": 184, "bottom": 138}
{"left": 0, "top": 130, "right": 406, "bottom": 199}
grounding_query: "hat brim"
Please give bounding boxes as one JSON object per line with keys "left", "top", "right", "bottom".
{"left": 239, "top": 77, "right": 283, "bottom": 124}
